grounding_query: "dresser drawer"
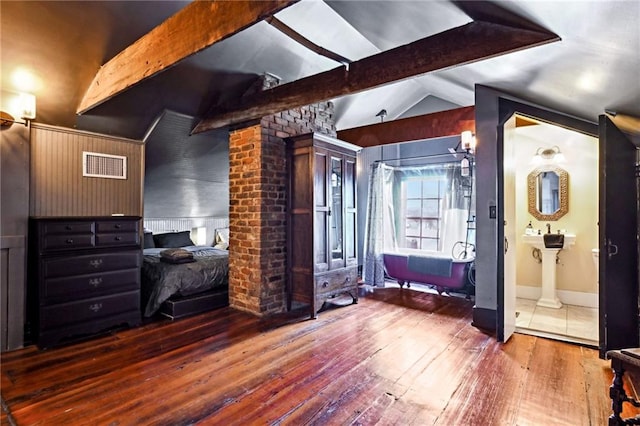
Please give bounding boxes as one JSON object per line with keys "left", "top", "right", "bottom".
{"left": 43, "top": 250, "right": 142, "bottom": 278}
{"left": 42, "top": 234, "right": 94, "bottom": 251}
{"left": 43, "top": 268, "right": 140, "bottom": 302}
{"left": 96, "top": 220, "right": 139, "bottom": 233}
{"left": 95, "top": 232, "right": 140, "bottom": 247}
{"left": 40, "top": 291, "right": 140, "bottom": 330}
{"left": 42, "top": 221, "right": 94, "bottom": 235}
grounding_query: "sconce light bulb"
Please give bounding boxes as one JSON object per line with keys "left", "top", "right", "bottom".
{"left": 461, "top": 130, "right": 476, "bottom": 151}
{"left": 19, "top": 92, "right": 36, "bottom": 120}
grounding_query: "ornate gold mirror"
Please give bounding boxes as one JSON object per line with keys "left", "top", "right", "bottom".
{"left": 527, "top": 165, "right": 569, "bottom": 221}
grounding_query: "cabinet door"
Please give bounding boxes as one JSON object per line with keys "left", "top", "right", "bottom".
{"left": 314, "top": 150, "right": 329, "bottom": 272}
{"left": 329, "top": 155, "right": 345, "bottom": 269}
{"left": 344, "top": 156, "right": 357, "bottom": 267}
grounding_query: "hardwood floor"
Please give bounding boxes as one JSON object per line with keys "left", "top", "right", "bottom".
{"left": 1, "top": 286, "right": 636, "bottom": 425}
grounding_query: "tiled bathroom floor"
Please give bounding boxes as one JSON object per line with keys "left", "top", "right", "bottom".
{"left": 515, "top": 298, "right": 598, "bottom": 346}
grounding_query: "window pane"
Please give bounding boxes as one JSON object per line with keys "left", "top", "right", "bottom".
{"left": 421, "top": 238, "right": 438, "bottom": 251}
{"left": 315, "top": 212, "right": 327, "bottom": 265}
{"left": 423, "top": 179, "right": 440, "bottom": 198}
{"left": 406, "top": 237, "right": 419, "bottom": 249}
{"left": 421, "top": 219, "right": 439, "bottom": 238}
{"left": 422, "top": 199, "right": 439, "bottom": 217}
{"left": 406, "top": 199, "right": 421, "bottom": 217}
{"left": 406, "top": 180, "right": 422, "bottom": 198}
{"left": 405, "top": 218, "right": 420, "bottom": 236}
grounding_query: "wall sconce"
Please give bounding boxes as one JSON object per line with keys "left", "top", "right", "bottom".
{"left": 447, "top": 130, "right": 476, "bottom": 177}
{"left": 461, "top": 130, "right": 477, "bottom": 152}
{"left": 531, "top": 146, "right": 566, "bottom": 165}
{"left": 0, "top": 92, "right": 36, "bottom": 127}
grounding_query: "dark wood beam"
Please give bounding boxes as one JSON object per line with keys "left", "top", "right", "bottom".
{"left": 266, "top": 16, "right": 351, "bottom": 65}
{"left": 77, "top": 0, "right": 298, "bottom": 115}
{"left": 193, "top": 21, "right": 559, "bottom": 133}
{"left": 337, "top": 106, "right": 475, "bottom": 148}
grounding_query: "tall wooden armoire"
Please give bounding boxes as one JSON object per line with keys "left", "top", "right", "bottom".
{"left": 286, "top": 133, "right": 360, "bottom": 318}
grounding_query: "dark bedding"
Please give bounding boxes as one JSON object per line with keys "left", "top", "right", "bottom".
{"left": 141, "top": 246, "right": 229, "bottom": 317}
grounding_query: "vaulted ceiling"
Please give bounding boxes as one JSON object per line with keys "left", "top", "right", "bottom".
{"left": 1, "top": 0, "right": 638, "bottom": 140}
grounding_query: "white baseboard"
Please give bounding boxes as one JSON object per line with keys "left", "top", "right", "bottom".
{"left": 516, "top": 285, "right": 598, "bottom": 308}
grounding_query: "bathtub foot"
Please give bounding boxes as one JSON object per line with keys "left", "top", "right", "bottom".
{"left": 397, "top": 280, "right": 410, "bottom": 288}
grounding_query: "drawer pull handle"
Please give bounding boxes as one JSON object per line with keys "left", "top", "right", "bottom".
{"left": 115, "top": 236, "right": 122, "bottom": 241}
{"left": 65, "top": 225, "right": 72, "bottom": 230}
{"left": 115, "top": 224, "right": 122, "bottom": 229}
{"left": 89, "top": 259, "right": 103, "bottom": 268}
{"left": 88, "top": 303, "right": 103, "bottom": 313}
{"left": 89, "top": 278, "right": 102, "bottom": 287}
{"left": 322, "top": 281, "right": 329, "bottom": 288}
{"left": 66, "top": 239, "right": 74, "bottom": 244}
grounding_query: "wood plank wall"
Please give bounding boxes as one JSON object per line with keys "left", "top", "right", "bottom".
{"left": 30, "top": 124, "right": 143, "bottom": 217}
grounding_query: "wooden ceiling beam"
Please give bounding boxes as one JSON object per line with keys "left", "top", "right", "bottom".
{"left": 193, "top": 21, "right": 559, "bottom": 133}
{"left": 76, "top": 0, "right": 297, "bottom": 115}
{"left": 337, "top": 106, "right": 476, "bottom": 148}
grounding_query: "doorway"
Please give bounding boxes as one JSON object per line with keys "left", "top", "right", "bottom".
{"left": 474, "top": 85, "right": 639, "bottom": 356}
{"left": 504, "top": 114, "right": 599, "bottom": 346}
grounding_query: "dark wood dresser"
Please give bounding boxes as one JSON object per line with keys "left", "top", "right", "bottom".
{"left": 28, "top": 216, "right": 142, "bottom": 348}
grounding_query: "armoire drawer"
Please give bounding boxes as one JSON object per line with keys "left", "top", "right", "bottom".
{"left": 40, "top": 291, "right": 140, "bottom": 330}
{"left": 43, "top": 268, "right": 140, "bottom": 302}
{"left": 43, "top": 251, "right": 142, "bottom": 278}
{"left": 315, "top": 267, "right": 358, "bottom": 294}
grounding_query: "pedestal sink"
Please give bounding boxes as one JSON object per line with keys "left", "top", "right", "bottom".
{"left": 522, "top": 233, "right": 576, "bottom": 308}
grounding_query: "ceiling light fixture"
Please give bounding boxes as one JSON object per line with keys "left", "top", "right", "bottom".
{"left": 531, "top": 146, "right": 566, "bottom": 164}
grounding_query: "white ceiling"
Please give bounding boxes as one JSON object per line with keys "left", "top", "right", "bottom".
{"left": 1, "top": 0, "right": 638, "bottom": 139}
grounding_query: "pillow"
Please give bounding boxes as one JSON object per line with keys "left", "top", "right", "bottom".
{"left": 214, "top": 241, "right": 229, "bottom": 250}
{"left": 213, "top": 228, "right": 230, "bottom": 250}
{"left": 143, "top": 232, "right": 155, "bottom": 249}
{"left": 153, "top": 231, "right": 194, "bottom": 248}
{"left": 215, "top": 228, "right": 229, "bottom": 244}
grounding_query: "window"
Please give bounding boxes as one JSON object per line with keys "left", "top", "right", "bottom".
{"left": 400, "top": 177, "right": 446, "bottom": 251}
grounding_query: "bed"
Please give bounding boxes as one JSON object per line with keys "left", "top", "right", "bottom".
{"left": 141, "top": 230, "right": 229, "bottom": 319}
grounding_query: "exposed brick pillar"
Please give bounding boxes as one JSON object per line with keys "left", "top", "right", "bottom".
{"left": 228, "top": 81, "right": 336, "bottom": 316}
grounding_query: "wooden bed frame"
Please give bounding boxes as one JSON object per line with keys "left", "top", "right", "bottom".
{"left": 158, "top": 288, "right": 229, "bottom": 320}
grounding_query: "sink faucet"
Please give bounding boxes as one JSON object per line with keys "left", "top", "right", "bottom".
{"left": 546, "top": 223, "right": 551, "bottom": 234}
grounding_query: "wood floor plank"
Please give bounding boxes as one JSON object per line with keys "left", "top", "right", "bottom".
{"left": 419, "top": 330, "right": 536, "bottom": 425}
{"left": 1, "top": 286, "right": 631, "bottom": 425}
{"left": 582, "top": 345, "right": 612, "bottom": 425}
{"left": 515, "top": 337, "right": 591, "bottom": 425}
{"left": 207, "top": 302, "right": 415, "bottom": 424}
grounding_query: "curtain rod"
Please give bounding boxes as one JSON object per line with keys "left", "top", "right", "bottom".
{"left": 375, "top": 151, "right": 468, "bottom": 163}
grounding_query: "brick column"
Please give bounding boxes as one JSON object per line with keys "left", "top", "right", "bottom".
{"left": 228, "top": 91, "right": 336, "bottom": 316}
